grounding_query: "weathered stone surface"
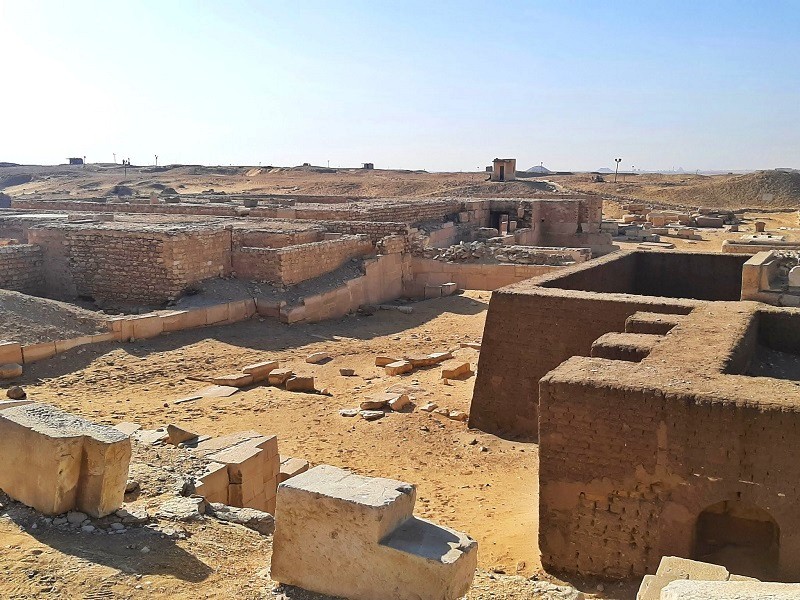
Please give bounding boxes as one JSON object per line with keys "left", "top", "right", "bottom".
{"left": 420, "top": 402, "right": 438, "bottom": 412}
{"left": 267, "top": 368, "right": 294, "bottom": 386}
{"left": 279, "top": 456, "right": 310, "bottom": 483}
{"left": 441, "top": 362, "right": 472, "bottom": 379}
{"left": 156, "top": 496, "right": 206, "bottom": 521}
{"left": 656, "top": 556, "right": 729, "bottom": 581}
{"left": 305, "top": 352, "right": 330, "bottom": 364}
{"left": 242, "top": 360, "right": 279, "bottom": 382}
{"left": 207, "top": 502, "right": 275, "bottom": 534}
{"left": 166, "top": 424, "right": 199, "bottom": 445}
{"left": 0, "top": 403, "right": 130, "bottom": 517}
{"left": 271, "top": 465, "right": 477, "bottom": 600}
{"left": 448, "top": 410, "right": 468, "bottom": 422}
{"left": 375, "top": 356, "right": 399, "bottom": 367}
{"left": 6, "top": 386, "right": 26, "bottom": 399}
{"left": 385, "top": 360, "right": 413, "bottom": 376}
{"left": 210, "top": 373, "right": 254, "bottom": 387}
{"left": 339, "top": 368, "right": 355, "bottom": 376}
{"left": 285, "top": 376, "right": 315, "bottom": 392}
{"left": 0, "top": 363, "right": 23, "bottom": 379}
{"left": 661, "top": 580, "right": 800, "bottom": 599}
{"left": 359, "top": 410, "right": 385, "bottom": 421}
{"left": 388, "top": 394, "right": 411, "bottom": 411}
{"left": 339, "top": 408, "right": 359, "bottom": 417}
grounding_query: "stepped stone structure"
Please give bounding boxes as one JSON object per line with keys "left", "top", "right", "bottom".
{"left": 0, "top": 402, "right": 131, "bottom": 517}
{"left": 271, "top": 465, "right": 477, "bottom": 600}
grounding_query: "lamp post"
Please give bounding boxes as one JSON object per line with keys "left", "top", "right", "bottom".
{"left": 614, "top": 158, "right": 622, "bottom": 182}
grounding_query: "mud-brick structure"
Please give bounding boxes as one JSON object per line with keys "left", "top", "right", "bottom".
{"left": 470, "top": 250, "right": 800, "bottom": 581}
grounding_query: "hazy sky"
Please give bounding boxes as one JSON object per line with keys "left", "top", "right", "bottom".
{"left": 1, "top": 0, "right": 798, "bottom": 171}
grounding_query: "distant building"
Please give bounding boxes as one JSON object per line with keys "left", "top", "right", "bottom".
{"left": 67, "top": 157, "right": 84, "bottom": 165}
{"left": 490, "top": 158, "right": 516, "bottom": 182}
{"left": 362, "top": 163, "right": 374, "bottom": 170}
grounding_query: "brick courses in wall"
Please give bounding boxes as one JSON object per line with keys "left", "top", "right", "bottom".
{"left": 0, "top": 244, "right": 44, "bottom": 294}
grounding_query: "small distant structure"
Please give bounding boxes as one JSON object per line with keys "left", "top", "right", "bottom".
{"left": 490, "top": 158, "right": 516, "bottom": 182}
{"left": 362, "top": 163, "right": 374, "bottom": 170}
{"left": 485, "top": 166, "right": 492, "bottom": 172}
{"left": 67, "top": 157, "right": 84, "bottom": 166}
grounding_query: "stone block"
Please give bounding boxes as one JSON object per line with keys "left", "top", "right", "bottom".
{"left": 655, "top": 556, "right": 729, "bottom": 581}
{"left": 305, "top": 352, "right": 330, "bottom": 364}
{"left": 660, "top": 580, "right": 800, "bottom": 599}
{"left": 385, "top": 360, "right": 413, "bottom": 376}
{"left": 375, "top": 356, "right": 399, "bottom": 367}
{"left": 286, "top": 376, "right": 316, "bottom": 392}
{"left": 268, "top": 368, "right": 294, "bottom": 386}
{"left": 441, "top": 362, "right": 472, "bottom": 379}
{"left": 0, "top": 403, "right": 130, "bottom": 517}
{"left": 242, "top": 360, "right": 279, "bottom": 382}
{"left": 0, "top": 399, "right": 34, "bottom": 411}
{"left": 441, "top": 282, "right": 458, "bottom": 296}
{"left": 210, "top": 373, "right": 254, "bottom": 387}
{"left": 0, "top": 363, "right": 23, "bottom": 379}
{"left": 0, "top": 341, "right": 23, "bottom": 365}
{"left": 21, "top": 341, "right": 57, "bottom": 363}
{"left": 130, "top": 314, "right": 163, "bottom": 340}
{"left": 205, "top": 303, "right": 230, "bottom": 325}
{"left": 278, "top": 456, "right": 310, "bottom": 483}
{"left": 271, "top": 465, "right": 477, "bottom": 600}
{"left": 424, "top": 284, "right": 443, "bottom": 299}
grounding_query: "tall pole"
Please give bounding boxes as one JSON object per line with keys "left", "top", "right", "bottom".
{"left": 614, "top": 158, "right": 622, "bottom": 182}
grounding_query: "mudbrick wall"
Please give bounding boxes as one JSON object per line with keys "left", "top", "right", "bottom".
{"left": 538, "top": 302, "right": 800, "bottom": 581}
{"left": 469, "top": 253, "right": 697, "bottom": 439}
{"left": 28, "top": 225, "right": 231, "bottom": 305}
{"left": 0, "top": 244, "right": 44, "bottom": 293}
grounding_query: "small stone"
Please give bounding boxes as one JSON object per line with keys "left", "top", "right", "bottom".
{"left": 125, "top": 480, "right": 140, "bottom": 494}
{"left": 115, "top": 507, "right": 150, "bottom": 524}
{"left": 339, "top": 368, "right": 355, "bottom": 377}
{"left": 140, "top": 546, "right": 150, "bottom": 554}
{"left": 156, "top": 496, "right": 205, "bottom": 521}
{"left": 6, "top": 386, "right": 26, "bottom": 400}
{"left": 285, "top": 376, "right": 316, "bottom": 393}
{"left": 81, "top": 525, "right": 95, "bottom": 533}
{"left": 66, "top": 511, "right": 87, "bottom": 525}
{"left": 448, "top": 410, "right": 468, "bottom": 422}
{"left": 0, "top": 363, "right": 22, "bottom": 379}
{"left": 305, "top": 352, "right": 330, "bottom": 364}
{"left": 420, "top": 402, "right": 438, "bottom": 412}
{"left": 339, "top": 409, "right": 359, "bottom": 417}
{"left": 359, "top": 410, "right": 385, "bottom": 421}
{"left": 110, "top": 523, "right": 125, "bottom": 531}
{"left": 53, "top": 517, "right": 67, "bottom": 526}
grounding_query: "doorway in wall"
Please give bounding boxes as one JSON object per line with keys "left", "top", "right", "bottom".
{"left": 693, "top": 500, "right": 779, "bottom": 580}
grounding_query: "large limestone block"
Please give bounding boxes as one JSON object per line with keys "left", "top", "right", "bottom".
{"left": 271, "top": 465, "right": 476, "bottom": 600}
{"left": 660, "top": 580, "right": 800, "bottom": 599}
{"left": 0, "top": 403, "right": 131, "bottom": 517}
{"left": 656, "top": 556, "right": 729, "bottom": 581}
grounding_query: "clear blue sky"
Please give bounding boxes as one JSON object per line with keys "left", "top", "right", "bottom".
{"left": 1, "top": 0, "right": 798, "bottom": 171}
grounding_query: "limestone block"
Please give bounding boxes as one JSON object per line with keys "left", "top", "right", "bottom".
{"left": 789, "top": 266, "right": 800, "bottom": 287}
{"left": 271, "top": 465, "right": 477, "bottom": 600}
{"left": 441, "top": 362, "right": 472, "bottom": 379}
{"left": 441, "top": 282, "right": 458, "bottom": 296}
{"left": 0, "top": 363, "right": 23, "bottom": 379}
{"left": 375, "top": 356, "right": 399, "bottom": 367}
{"left": 660, "top": 580, "right": 800, "bottom": 599}
{"left": 385, "top": 360, "right": 413, "bottom": 376}
{"left": 0, "top": 403, "right": 130, "bottom": 517}
{"left": 195, "top": 462, "right": 230, "bottom": 504}
{"left": 0, "top": 399, "right": 34, "bottom": 411}
{"left": 210, "top": 373, "right": 254, "bottom": 387}
{"left": 0, "top": 341, "right": 23, "bottom": 365}
{"left": 21, "top": 341, "right": 57, "bottom": 363}
{"left": 305, "top": 352, "right": 330, "bottom": 364}
{"left": 130, "top": 314, "right": 164, "bottom": 340}
{"left": 424, "top": 284, "right": 443, "bottom": 299}
{"left": 655, "top": 556, "right": 729, "bottom": 581}
{"left": 278, "top": 456, "right": 310, "bottom": 483}
{"left": 242, "top": 360, "right": 279, "bottom": 382}
{"left": 205, "top": 303, "right": 230, "bottom": 325}
{"left": 268, "top": 368, "right": 294, "bottom": 386}
{"left": 285, "top": 376, "right": 315, "bottom": 392}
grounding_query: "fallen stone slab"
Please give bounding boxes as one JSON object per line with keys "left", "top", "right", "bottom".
{"left": 268, "top": 368, "right": 294, "bottom": 386}
{"left": 113, "top": 421, "right": 141, "bottom": 436}
{"left": 360, "top": 397, "right": 388, "bottom": 410}
{"left": 207, "top": 502, "right": 275, "bottom": 535}
{"left": 133, "top": 427, "right": 169, "bottom": 445}
{"left": 359, "top": 410, "right": 385, "bottom": 421}
{"left": 339, "top": 408, "right": 359, "bottom": 417}
{"left": 285, "top": 376, "right": 315, "bottom": 393}
{"left": 0, "top": 403, "right": 131, "bottom": 517}
{"left": 242, "top": 360, "right": 279, "bottom": 382}
{"left": 375, "top": 356, "right": 399, "bottom": 367}
{"left": 448, "top": 410, "right": 468, "bottom": 422}
{"left": 156, "top": 496, "right": 206, "bottom": 521}
{"left": 385, "top": 360, "right": 413, "bottom": 376}
{"left": 279, "top": 456, "right": 310, "bottom": 483}
{"left": 166, "top": 424, "right": 199, "bottom": 446}
{"left": 271, "top": 465, "right": 477, "bottom": 600}
{"left": 420, "top": 402, "right": 438, "bottom": 412}
{"left": 406, "top": 352, "right": 453, "bottom": 368}
{"left": 660, "top": 580, "right": 800, "bottom": 599}
{"left": 339, "top": 368, "right": 355, "bottom": 376}
{"left": 210, "top": 373, "right": 254, "bottom": 387}
{"left": 459, "top": 342, "right": 482, "bottom": 350}
{"left": 0, "top": 363, "right": 23, "bottom": 379}
{"left": 174, "top": 385, "right": 239, "bottom": 404}
{"left": 388, "top": 394, "right": 411, "bottom": 411}
{"left": 441, "top": 362, "right": 472, "bottom": 379}
{"left": 305, "top": 352, "right": 331, "bottom": 364}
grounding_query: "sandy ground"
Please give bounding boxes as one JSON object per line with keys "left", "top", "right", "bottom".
{"left": 2, "top": 292, "right": 643, "bottom": 599}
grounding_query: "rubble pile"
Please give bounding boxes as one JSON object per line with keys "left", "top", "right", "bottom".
{"left": 422, "top": 241, "right": 583, "bottom": 265}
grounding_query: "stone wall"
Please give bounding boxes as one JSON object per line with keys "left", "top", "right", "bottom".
{"left": 232, "top": 235, "right": 373, "bottom": 285}
{"left": 231, "top": 228, "right": 322, "bottom": 249}
{"left": 28, "top": 225, "right": 231, "bottom": 305}
{"left": 0, "top": 244, "right": 44, "bottom": 294}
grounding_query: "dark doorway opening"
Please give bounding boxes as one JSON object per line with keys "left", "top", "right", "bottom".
{"left": 694, "top": 500, "right": 779, "bottom": 580}
{"left": 499, "top": 165, "right": 505, "bottom": 181}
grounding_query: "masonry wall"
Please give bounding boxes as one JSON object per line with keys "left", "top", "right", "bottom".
{"left": 538, "top": 369, "right": 800, "bottom": 580}
{"left": 28, "top": 227, "right": 231, "bottom": 305}
{"left": 0, "top": 244, "right": 44, "bottom": 294}
{"left": 232, "top": 229, "right": 321, "bottom": 249}
{"left": 404, "top": 258, "right": 558, "bottom": 297}
{"left": 321, "top": 221, "right": 410, "bottom": 243}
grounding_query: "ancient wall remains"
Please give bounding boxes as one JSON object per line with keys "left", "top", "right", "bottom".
{"left": 0, "top": 244, "right": 44, "bottom": 294}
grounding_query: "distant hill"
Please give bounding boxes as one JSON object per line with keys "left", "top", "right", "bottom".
{"left": 596, "top": 167, "right": 613, "bottom": 173}
{"left": 662, "top": 170, "right": 800, "bottom": 209}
